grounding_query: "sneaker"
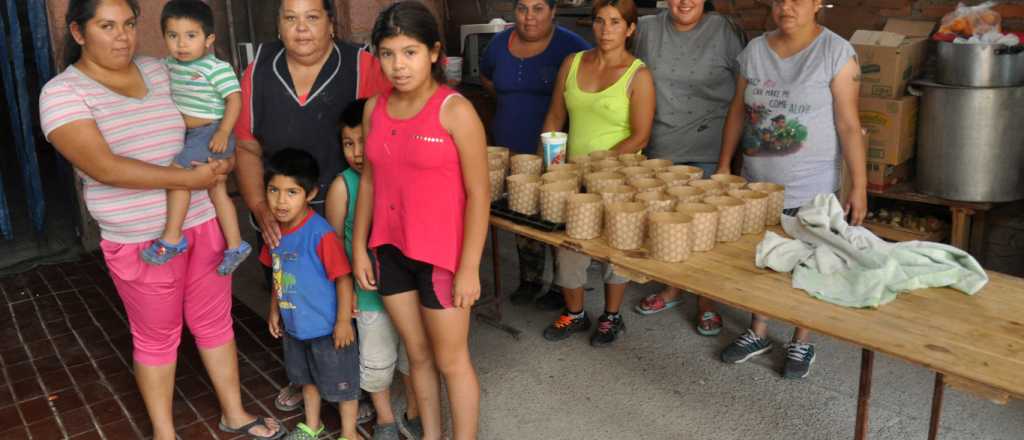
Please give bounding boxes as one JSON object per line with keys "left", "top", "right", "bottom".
{"left": 590, "top": 314, "right": 625, "bottom": 347}
{"left": 720, "top": 329, "right": 773, "bottom": 363}
{"left": 782, "top": 342, "right": 816, "bottom": 379}
{"left": 372, "top": 422, "right": 401, "bottom": 440}
{"left": 696, "top": 311, "right": 723, "bottom": 336}
{"left": 217, "top": 241, "right": 252, "bottom": 275}
{"left": 140, "top": 237, "right": 188, "bottom": 265}
{"left": 542, "top": 312, "right": 591, "bottom": 341}
{"left": 399, "top": 413, "right": 423, "bottom": 440}
{"left": 510, "top": 281, "right": 541, "bottom": 305}
{"left": 283, "top": 422, "right": 322, "bottom": 440}
{"left": 533, "top": 287, "right": 565, "bottom": 310}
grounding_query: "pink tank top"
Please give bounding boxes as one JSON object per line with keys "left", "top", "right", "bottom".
{"left": 366, "top": 85, "right": 466, "bottom": 273}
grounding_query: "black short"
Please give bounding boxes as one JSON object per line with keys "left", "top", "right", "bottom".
{"left": 282, "top": 333, "right": 360, "bottom": 402}
{"left": 373, "top": 245, "right": 454, "bottom": 310}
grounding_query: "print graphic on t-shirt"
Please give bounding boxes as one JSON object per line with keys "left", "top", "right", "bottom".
{"left": 271, "top": 253, "right": 297, "bottom": 310}
{"left": 741, "top": 78, "right": 810, "bottom": 157}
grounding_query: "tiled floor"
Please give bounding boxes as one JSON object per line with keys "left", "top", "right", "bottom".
{"left": 0, "top": 253, "right": 356, "bottom": 439}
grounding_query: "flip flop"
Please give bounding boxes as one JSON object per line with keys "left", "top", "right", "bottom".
{"left": 274, "top": 384, "right": 303, "bottom": 412}
{"left": 218, "top": 416, "right": 286, "bottom": 439}
{"left": 634, "top": 294, "right": 683, "bottom": 315}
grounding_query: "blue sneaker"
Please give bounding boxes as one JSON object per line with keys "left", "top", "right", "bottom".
{"left": 782, "top": 342, "right": 816, "bottom": 379}
{"left": 217, "top": 241, "right": 252, "bottom": 275}
{"left": 720, "top": 329, "right": 773, "bottom": 364}
{"left": 141, "top": 237, "right": 188, "bottom": 265}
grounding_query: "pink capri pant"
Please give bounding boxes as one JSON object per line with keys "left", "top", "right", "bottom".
{"left": 100, "top": 219, "right": 235, "bottom": 366}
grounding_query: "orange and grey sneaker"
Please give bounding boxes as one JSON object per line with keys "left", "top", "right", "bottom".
{"left": 542, "top": 311, "right": 591, "bottom": 341}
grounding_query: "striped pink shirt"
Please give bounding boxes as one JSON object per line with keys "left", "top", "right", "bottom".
{"left": 40, "top": 57, "right": 215, "bottom": 244}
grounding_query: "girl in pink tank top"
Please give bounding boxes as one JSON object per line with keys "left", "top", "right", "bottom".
{"left": 351, "top": 3, "right": 487, "bottom": 438}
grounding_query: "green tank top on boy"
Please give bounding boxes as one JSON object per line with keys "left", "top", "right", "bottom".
{"left": 563, "top": 51, "right": 645, "bottom": 161}
{"left": 342, "top": 168, "right": 384, "bottom": 312}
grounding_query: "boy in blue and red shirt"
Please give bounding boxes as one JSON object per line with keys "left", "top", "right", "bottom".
{"left": 260, "top": 148, "right": 359, "bottom": 440}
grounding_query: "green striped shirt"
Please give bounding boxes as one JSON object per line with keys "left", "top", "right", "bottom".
{"left": 166, "top": 54, "right": 240, "bottom": 119}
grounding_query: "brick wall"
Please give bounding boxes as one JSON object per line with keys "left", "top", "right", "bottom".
{"left": 713, "top": 0, "right": 1024, "bottom": 40}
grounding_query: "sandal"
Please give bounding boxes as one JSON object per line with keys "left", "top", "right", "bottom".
{"left": 696, "top": 311, "right": 723, "bottom": 336}
{"left": 633, "top": 294, "right": 682, "bottom": 315}
{"left": 218, "top": 416, "right": 286, "bottom": 439}
{"left": 275, "top": 384, "right": 303, "bottom": 412}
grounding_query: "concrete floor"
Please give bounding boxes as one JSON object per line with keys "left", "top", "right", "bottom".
{"left": 232, "top": 220, "right": 1024, "bottom": 440}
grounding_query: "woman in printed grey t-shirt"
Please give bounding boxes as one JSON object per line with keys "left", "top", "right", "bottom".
{"left": 631, "top": 0, "right": 746, "bottom": 337}
{"left": 715, "top": 0, "right": 868, "bottom": 379}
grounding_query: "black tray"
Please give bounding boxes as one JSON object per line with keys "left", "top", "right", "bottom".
{"left": 490, "top": 199, "right": 565, "bottom": 232}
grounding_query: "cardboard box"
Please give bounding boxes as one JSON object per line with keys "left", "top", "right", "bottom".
{"left": 867, "top": 160, "right": 913, "bottom": 191}
{"left": 851, "top": 19, "right": 935, "bottom": 99}
{"left": 859, "top": 96, "right": 918, "bottom": 165}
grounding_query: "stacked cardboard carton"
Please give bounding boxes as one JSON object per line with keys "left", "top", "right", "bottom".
{"left": 851, "top": 19, "right": 935, "bottom": 190}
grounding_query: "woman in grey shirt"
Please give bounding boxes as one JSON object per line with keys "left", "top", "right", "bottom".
{"left": 716, "top": 0, "right": 867, "bottom": 379}
{"left": 631, "top": 0, "right": 745, "bottom": 336}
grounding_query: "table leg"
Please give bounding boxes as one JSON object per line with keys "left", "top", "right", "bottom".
{"left": 949, "top": 207, "right": 975, "bottom": 251}
{"left": 928, "top": 373, "right": 946, "bottom": 440}
{"left": 474, "top": 227, "right": 522, "bottom": 338}
{"left": 968, "top": 210, "right": 988, "bottom": 263}
{"left": 855, "top": 349, "right": 875, "bottom": 440}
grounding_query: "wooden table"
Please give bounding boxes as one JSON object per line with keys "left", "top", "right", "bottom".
{"left": 868, "top": 182, "right": 996, "bottom": 257}
{"left": 484, "top": 217, "right": 1024, "bottom": 439}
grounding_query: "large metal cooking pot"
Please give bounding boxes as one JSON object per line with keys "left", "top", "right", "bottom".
{"left": 936, "top": 41, "right": 1024, "bottom": 87}
{"left": 910, "top": 79, "right": 1024, "bottom": 202}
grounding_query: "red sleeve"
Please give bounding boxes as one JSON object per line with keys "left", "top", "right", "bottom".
{"left": 317, "top": 233, "right": 352, "bottom": 281}
{"left": 233, "top": 64, "right": 257, "bottom": 142}
{"left": 258, "top": 244, "right": 271, "bottom": 267}
{"left": 357, "top": 50, "right": 392, "bottom": 99}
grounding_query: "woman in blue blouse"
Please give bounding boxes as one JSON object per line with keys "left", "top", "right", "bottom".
{"left": 481, "top": 0, "right": 590, "bottom": 309}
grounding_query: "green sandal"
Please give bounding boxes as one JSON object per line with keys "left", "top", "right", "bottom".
{"left": 283, "top": 422, "right": 323, "bottom": 440}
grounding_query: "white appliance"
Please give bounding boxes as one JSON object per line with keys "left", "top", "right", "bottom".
{"left": 460, "top": 19, "right": 513, "bottom": 85}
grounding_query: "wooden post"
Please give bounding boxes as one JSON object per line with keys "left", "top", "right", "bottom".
{"left": 855, "top": 349, "right": 875, "bottom": 440}
{"left": 928, "top": 373, "right": 946, "bottom": 440}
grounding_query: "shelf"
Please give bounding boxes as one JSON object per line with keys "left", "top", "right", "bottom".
{"left": 863, "top": 221, "right": 948, "bottom": 243}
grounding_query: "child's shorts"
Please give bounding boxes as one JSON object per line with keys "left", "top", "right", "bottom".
{"left": 373, "top": 244, "right": 454, "bottom": 310}
{"left": 174, "top": 121, "right": 236, "bottom": 168}
{"left": 283, "top": 332, "right": 360, "bottom": 402}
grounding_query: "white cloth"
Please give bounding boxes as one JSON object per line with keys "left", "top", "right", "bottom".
{"left": 755, "top": 194, "right": 988, "bottom": 308}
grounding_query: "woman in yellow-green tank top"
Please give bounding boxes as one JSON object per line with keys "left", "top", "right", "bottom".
{"left": 543, "top": 0, "right": 654, "bottom": 162}
{"left": 540, "top": 0, "right": 655, "bottom": 347}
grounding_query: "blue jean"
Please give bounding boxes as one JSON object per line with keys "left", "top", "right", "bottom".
{"left": 174, "top": 121, "right": 236, "bottom": 168}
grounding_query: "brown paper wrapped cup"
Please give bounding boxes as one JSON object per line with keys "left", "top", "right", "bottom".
{"left": 676, "top": 203, "right": 719, "bottom": 252}
{"left": 689, "top": 179, "right": 725, "bottom": 197}
{"left": 605, "top": 202, "right": 647, "bottom": 250}
{"left": 584, "top": 171, "right": 625, "bottom": 194}
{"left": 565, "top": 193, "right": 603, "bottom": 240}
{"left": 656, "top": 171, "right": 691, "bottom": 187}
{"left": 728, "top": 189, "right": 770, "bottom": 234}
{"left": 648, "top": 212, "right": 694, "bottom": 263}
{"left": 748, "top": 182, "right": 785, "bottom": 226}
{"left": 506, "top": 174, "right": 542, "bottom": 215}
{"left": 592, "top": 158, "right": 623, "bottom": 172}
{"left": 619, "top": 166, "right": 654, "bottom": 178}
{"left": 711, "top": 173, "right": 748, "bottom": 190}
{"left": 667, "top": 186, "right": 705, "bottom": 204}
{"left": 641, "top": 158, "right": 673, "bottom": 170}
{"left": 542, "top": 171, "right": 581, "bottom": 189}
{"left": 668, "top": 165, "right": 705, "bottom": 181}
{"left": 488, "top": 153, "right": 506, "bottom": 172}
{"left": 703, "top": 196, "right": 746, "bottom": 242}
{"left": 510, "top": 154, "right": 543, "bottom": 176}
{"left": 618, "top": 153, "right": 646, "bottom": 165}
{"left": 599, "top": 184, "right": 637, "bottom": 207}
{"left": 630, "top": 177, "right": 666, "bottom": 194}
{"left": 488, "top": 168, "right": 505, "bottom": 202}
{"left": 588, "top": 150, "right": 613, "bottom": 162}
{"left": 539, "top": 181, "right": 579, "bottom": 223}
{"left": 636, "top": 191, "right": 676, "bottom": 215}
{"left": 488, "top": 146, "right": 510, "bottom": 170}
{"left": 547, "top": 163, "right": 581, "bottom": 176}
